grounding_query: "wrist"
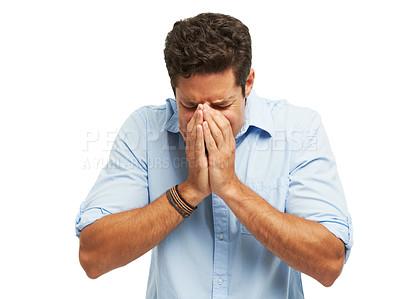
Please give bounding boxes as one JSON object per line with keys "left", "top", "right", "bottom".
{"left": 215, "top": 175, "right": 243, "bottom": 201}
{"left": 179, "top": 181, "right": 208, "bottom": 206}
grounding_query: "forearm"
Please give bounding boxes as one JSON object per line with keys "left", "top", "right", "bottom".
{"left": 79, "top": 184, "right": 199, "bottom": 279}
{"left": 79, "top": 106, "right": 211, "bottom": 279}
{"left": 222, "top": 179, "right": 345, "bottom": 287}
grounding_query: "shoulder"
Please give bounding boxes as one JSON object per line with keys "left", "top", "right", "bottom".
{"left": 120, "top": 98, "right": 177, "bottom": 133}
{"left": 273, "top": 100, "right": 320, "bottom": 130}
{"left": 251, "top": 94, "right": 321, "bottom": 132}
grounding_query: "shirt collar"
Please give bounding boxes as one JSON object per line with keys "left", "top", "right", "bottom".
{"left": 236, "top": 91, "right": 274, "bottom": 139}
{"left": 164, "top": 91, "right": 274, "bottom": 136}
{"left": 164, "top": 98, "right": 180, "bottom": 133}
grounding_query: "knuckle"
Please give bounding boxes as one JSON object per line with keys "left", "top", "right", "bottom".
{"left": 222, "top": 122, "right": 230, "bottom": 131}
{"left": 215, "top": 130, "right": 222, "bottom": 139}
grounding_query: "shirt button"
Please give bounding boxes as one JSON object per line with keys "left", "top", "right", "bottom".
{"left": 218, "top": 233, "right": 224, "bottom": 240}
{"left": 217, "top": 278, "right": 223, "bottom": 285}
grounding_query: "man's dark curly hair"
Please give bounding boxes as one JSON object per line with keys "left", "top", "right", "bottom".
{"left": 164, "top": 13, "right": 252, "bottom": 96}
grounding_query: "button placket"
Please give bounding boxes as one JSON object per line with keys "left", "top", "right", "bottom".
{"left": 211, "top": 194, "right": 229, "bottom": 297}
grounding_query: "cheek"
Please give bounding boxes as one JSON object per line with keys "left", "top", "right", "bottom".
{"left": 222, "top": 111, "right": 239, "bottom": 128}
{"left": 179, "top": 111, "right": 194, "bottom": 131}
{"left": 222, "top": 109, "right": 244, "bottom": 136}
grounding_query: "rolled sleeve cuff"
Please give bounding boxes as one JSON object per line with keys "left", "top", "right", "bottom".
{"left": 75, "top": 207, "right": 112, "bottom": 237}
{"left": 319, "top": 215, "right": 354, "bottom": 263}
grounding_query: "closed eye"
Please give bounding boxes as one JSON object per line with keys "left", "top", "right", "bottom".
{"left": 182, "top": 104, "right": 197, "bottom": 110}
{"left": 212, "top": 103, "right": 233, "bottom": 110}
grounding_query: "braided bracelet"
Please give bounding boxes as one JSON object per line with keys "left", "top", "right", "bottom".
{"left": 166, "top": 185, "right": 197, "bottom": 218}
{"left": 174, "top": 185, "right": 197, "bottom": 211}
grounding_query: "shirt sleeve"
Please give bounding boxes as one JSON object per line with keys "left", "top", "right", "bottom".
{"left": 286, "top": 111, "right": 354, "bottom": 262}
{"left": 75, "top": 110, "right": 149, "bottom": 237}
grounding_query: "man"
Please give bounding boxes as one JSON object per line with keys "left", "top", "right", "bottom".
{"left": 76, "top": 13, "right": 353, "bottom": 298}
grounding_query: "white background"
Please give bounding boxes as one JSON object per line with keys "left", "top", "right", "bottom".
{"left": 1, "top": 0, "right": 399, "bottom": 298}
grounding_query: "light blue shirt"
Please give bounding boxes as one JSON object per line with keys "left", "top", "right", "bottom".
{"left": 76, "top": 91, "right": 353, "bottom": 298}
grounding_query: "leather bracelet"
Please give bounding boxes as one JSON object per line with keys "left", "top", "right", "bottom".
{"left": 174, "top": 185, "right": 197, "bottom": 211}
{"left": 166, "top": 188, "right": 190, "bottom": 218}
{"left": 171, "top": 186, "right": 195, "bottom": 213}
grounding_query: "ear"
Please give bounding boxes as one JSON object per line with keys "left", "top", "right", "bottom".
{"left": 244, "top": 68, "right": 255, "bottom": 98}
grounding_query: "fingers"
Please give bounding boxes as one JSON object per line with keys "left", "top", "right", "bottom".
{"left": 184, "top": 105, "right": 207, "bottom": 168}
{"left": 203, "top": 104, "right": 233, "bottom": 148}
{"left": 195, "top": 124, "right": 208, "bottom": 168}
{"left": 202, "top": 105, "right": 223, "bottom": 148}
{"left": 202, "top": 121, "right": 217, "bottom": 152}
{"left": 195, "top": 124, "right": 204, "bottom": 151}
{"left": 196, "top": 108, "right": 204, "bottom": 126}
{"left": 182, "top": 104, "right": 201, "bottom": 143}
{"left": 185, "top": 104, "right": 203, "bottom": 138}
{"left": 208, "top": 107, "right": 233, "bottom": 141}
{"left": 185, "top": 103, "right": 234, "bottom": 153}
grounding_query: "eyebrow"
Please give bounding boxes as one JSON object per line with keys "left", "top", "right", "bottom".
{"left": 213, "top": 98, "right": 235, "bottom": 106}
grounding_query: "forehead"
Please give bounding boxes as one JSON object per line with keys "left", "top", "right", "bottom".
{"left": 175, "top": 69, "right": 241, "bottom": 104}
